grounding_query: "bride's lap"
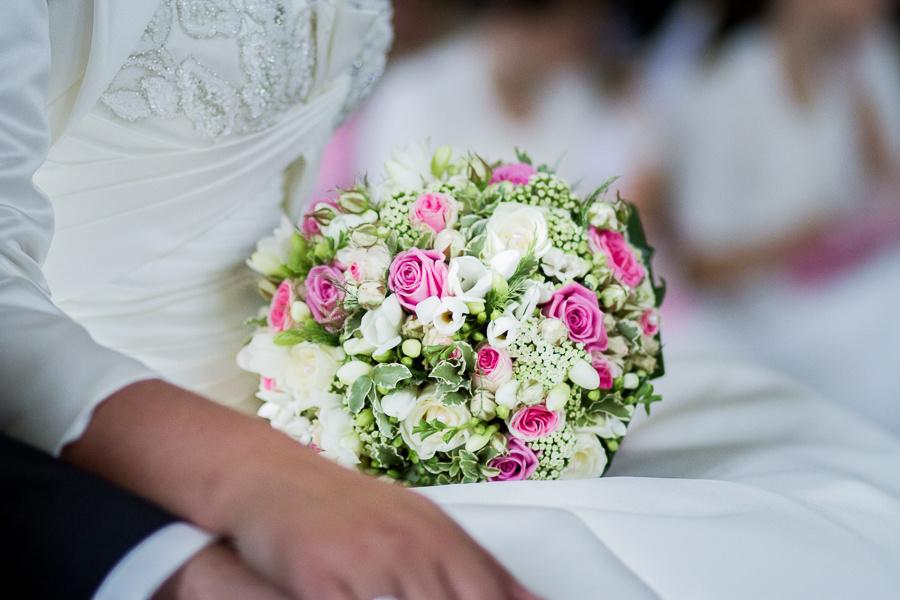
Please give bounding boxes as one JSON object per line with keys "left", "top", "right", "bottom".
{"left": 419, "top": 357, "right": 900, "bottom": 599}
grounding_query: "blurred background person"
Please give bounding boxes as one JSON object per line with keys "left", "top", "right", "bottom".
{"left": 353, "top": 0, "right": 658, "bottom": 197}
{"left": 655, "top": 0, "right": 900, "bottom": 432}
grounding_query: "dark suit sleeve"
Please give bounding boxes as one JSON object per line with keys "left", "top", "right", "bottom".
{"left": 0, "top": 435, "right": 176, "bottom": 599}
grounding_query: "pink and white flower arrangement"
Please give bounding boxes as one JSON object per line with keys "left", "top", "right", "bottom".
{"left": 239, "top": 145, "right": 664, "bottom": 485}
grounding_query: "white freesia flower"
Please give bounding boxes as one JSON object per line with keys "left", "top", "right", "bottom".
{"left": 336, "top": 243, "right": 391, "bottom": 282}
{"left": 447, "top": 256, "right": 492, "bottom": 301}
{"left": 416, "top": 296, "right": 470, "bottom": 336}
{"left": 236, "top": 331, "right": 289, "bottom": 382}
{"left": 433, "top": 228, "right": 466, "bottom": 258}
{"left": 507, "top": 280, "right": 552, "bottom": 322}
{"left": 247, "top": 216, "right": 294, "bottom": 276}
{"left": 488, "top": 249, "right": 522, "bottom": 279}
{"left": 381, "top": 388, "right": 417, "bottom": 420}
{"left": 282, "top": 343, "right": 345, "bottom": 410}
{"left": 561, "top": 433, "right": 608, "bottom": 479}
{"left": 316, "top": 407, "right": 362, "bottom": 468}
{"left": 259, "top": 399, "right": 315, "bottom": 444}
{"left": 541, "top": 248, "right": 590, "bottom": 281}
{"left": 483, "top": 203, "right": 551, "bottom": 260}
{"left": 581, "top": 413, "right": 630, "bottom": 439}
{"left": 400, "top": 386, "right": 472, "bottom": 459}
{"left": 361, "top": 295, "right": 404, "bottom": 355}
{"left": 336, "top": 361, "right": 373, "bottom": 386}
{"left": 569, "top": 358, "right": 600, "bottom": 390}
{"left": 546, "top": 382, "right": 571, "bottom": 411}
{"left": 290, "top": 301, "right": 312, "bottom": 323}
{"left": 343, "top": 336, "right": 376, "bottom": 356}
{"left": 356, "top": 281, "right": 387, "bottom": 309}
{"left": 487, "top": 315, "right": 521, "bottom": 349}
{"left": 495, "top": 380, "right": 521, "bottom": 409}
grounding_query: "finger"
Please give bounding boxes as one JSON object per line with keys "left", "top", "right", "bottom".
{"left": 161, "top": 543, "right": 293, "bottom": 600}
{"left": 296, "top": 577, "right": 356, "bottom": 600}
{"left": 398, "top": 561, "right": 456, "bottom": 600}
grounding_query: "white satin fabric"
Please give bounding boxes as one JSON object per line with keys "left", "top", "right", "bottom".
{"left": 422, "top": 355, "right": 900, "bottom": 599}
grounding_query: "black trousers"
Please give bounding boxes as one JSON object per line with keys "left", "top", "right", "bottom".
{"left": 0, "top": 435, "right": 176, "bottom": 599}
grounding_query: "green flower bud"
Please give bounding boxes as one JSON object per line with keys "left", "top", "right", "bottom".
{"left": 338, "top": 190, "right": 369, "bottom": 214}
{"left": 401, "top": 356, "right": 414, "bottom": 367}
{"left": 355, "top": 409, "right": 375, "bottom": 429}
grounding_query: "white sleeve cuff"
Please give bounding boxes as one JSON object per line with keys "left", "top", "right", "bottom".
{"left": 92, "top": 522, "right": 215, "bottom": 600}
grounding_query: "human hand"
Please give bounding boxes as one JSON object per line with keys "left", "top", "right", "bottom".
{"left": 225, "top": 441, "right": 541, "bottom": 600}
{"left": 153, "top": 542, "right": 291, "bottom": 600}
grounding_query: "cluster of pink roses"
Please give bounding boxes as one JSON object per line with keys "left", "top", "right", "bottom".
{"left": 588, "top": 228, "right": 646, "bottom": 289}
{"left": 267, "top": 265, "right": 348, "bottom": 334}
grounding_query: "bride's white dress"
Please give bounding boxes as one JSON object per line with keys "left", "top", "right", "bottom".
{"left": 2, "top": 2, "right": 899, "bottom": 598}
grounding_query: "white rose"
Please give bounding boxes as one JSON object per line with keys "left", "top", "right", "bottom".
{"left": 580, "top": 413, "right": 630, "bottom": 439}
{"left": 336, "top": 360, "right": 373, "bottom": 386}
{"left": 433, "top": 228, "right": 467, "bottom": 259}
{"left": 415, "top": 296, "right": 470, "bottom": 336}
{"left": 381, "top": 388, "right": 418, "bottom": 420}
{"left": 361, "top": 295, "right": 404, "bottom": 355}
{"left": 247, "top": 216, "right": 295, "bottom": 276}
{"left": 447, "top": 256, "right": 492, "bottom": 301}
{"left": 422, "top": 326, "right": 454, "bottom": 347}
{"left": 487, "top": 316, "right": 521, "bottom": 349}
{"left": 483, "top": 203, "right": 552, "bottom": 261}
{"left": 236, "top": 331, "right": 289, "bottom": 381}
{"left": 561, "top": 433, "right": 608, "bottom": 479}
{"left": 488, "top": 249, "right": 522, "bottom": 279}
{"left": 282, "top": 343, "right": 345, "bottom": 410}
{"left": 400, "top": 386, "right": 472, "bottom": 459}
{"left": 607, "top": 336, "right": 629, "bottom": 356}
{"left": 336, "top": 243, "right": 392, "bottom": 282}
{"left": 316, "top": 407, "right": 362, "bottom": 468}
{"left": 541, "top": 248, "right": 590, "bottom": 281}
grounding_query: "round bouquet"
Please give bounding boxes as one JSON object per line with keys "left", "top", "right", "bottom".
{"left": 238, "top": 145, "right": 665, "bottom": 485}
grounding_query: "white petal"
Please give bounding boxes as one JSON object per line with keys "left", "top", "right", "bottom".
{"left": 489, "top": 250, "right": 522, "bottom": 279}
{"left": 415, "top": 296, "right": 442, "bottom": 323}
{"left": 381, "top": 389, "right": 417, "bottom": 420}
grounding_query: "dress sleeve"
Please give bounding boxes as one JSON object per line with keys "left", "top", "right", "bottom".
{"left": 0, "top": 1, "right": 157, "bottom": 455}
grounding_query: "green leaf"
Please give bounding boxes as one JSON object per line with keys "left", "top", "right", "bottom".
{"left": 514, "top": 148, "right": 533, "bottom": 165}
{"left": 430, "top": 362, "right": 463, "bottom": 387}
{"left": 372, "top": 363, "right": 412, "bottom": 390}
{"left": 466, "top": 234, "right": 486, "bottom": 257}
{"left": 273, "top": 321, "right": 340, "bottom": 347}
{"left": 373, "top": 444, "right": 405, "bottom": 469}
{"left": 347, "top": 376, "right": 373, "bottom": 414}
{"left": 585, "top": 395, "right": 632, "bottom": 420}
{"left": 440, "top": 391, "right": 469, "bottom": 406}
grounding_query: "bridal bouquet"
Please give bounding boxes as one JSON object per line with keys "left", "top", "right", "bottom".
{"left": 238, "top": 145, "right": 664, "bottom": 485}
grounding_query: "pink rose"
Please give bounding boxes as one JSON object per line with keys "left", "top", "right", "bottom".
{"left": 409, "top": 192, "right": 458, "bottom": 233}
{"left": 488, "top": 438, "right": 539, "bottom": 482}
{"left": 640, "top": 308, "right": 660, "bottom": 337}
{"left": 304, "top": 264, "right": 346, "bottom": 331}
{"left": 508, "top": 404, "right": 562, "bottom": 441}
{"left": 588, "top": 228, "right": 646, "bottom": 288}
{"left": 591, "top": 353, "right": 620, "bottom": 391}
{"left": 473, "top": 345, "right": 513, "bottom": 392}
{"left": 268, "top": 279, "right": 295, "bottom": 332}
{"left": 542, "top": 283, "right": 608, "bottom": 352}
{"left": 490, "top": 163, "right": 537, "bottom": 186}
{"left": 301, "top": 198, "right": 339, "bottom": 239}
{"left": 387, "top": 249, "right": 449, "bottom": 311}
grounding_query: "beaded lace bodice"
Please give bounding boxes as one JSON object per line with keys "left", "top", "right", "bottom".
{"left": 100, "top": 0, "right": 391, "bottom": 139}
